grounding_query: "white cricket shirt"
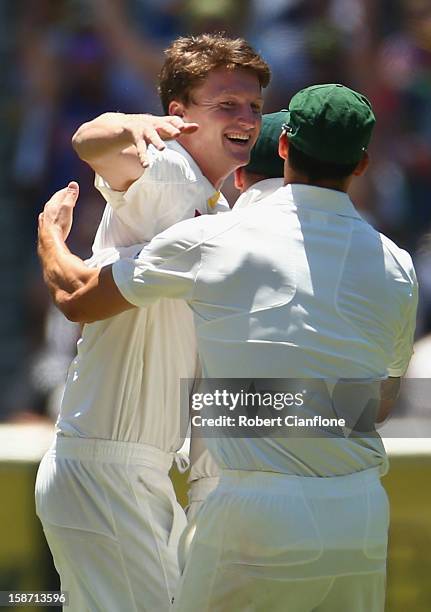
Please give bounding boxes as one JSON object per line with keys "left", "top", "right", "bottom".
{"left": 233, "top": 177, "right": 284, "bottom": 210}
{"left": 113, "top": 183, "right": 418, "bottom": 475}
{"left": 189, "top": 177, "right": 284, "bottom": 484}
{"left": 56, "top": 141, "right": 228, "bottom": 452}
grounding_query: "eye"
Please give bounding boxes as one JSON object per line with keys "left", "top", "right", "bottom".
{"left": 251, "top": 103, "right": 263, "bottom": 115}
{"left": 220, "top": 100, "right": 236, "bottom": 109}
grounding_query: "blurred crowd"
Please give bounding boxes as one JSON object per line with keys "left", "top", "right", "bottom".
{"left": 1, "top": 0, "right": 431, "bottom": 421}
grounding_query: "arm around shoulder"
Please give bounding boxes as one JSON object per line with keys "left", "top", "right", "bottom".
{"left": 37, "top": 185, "right": 135, "bottom": 323}
{"left": 72, "top": 113, "right": 144, "bottom": 191}
{"left": 58, "top": 266, "right": 134, "bottom": 324}
{"left": 72, "top": 112, "right": 199, "bottom": 191}
{"left": 38, "top": 224, "right": 134, "bottom": 324}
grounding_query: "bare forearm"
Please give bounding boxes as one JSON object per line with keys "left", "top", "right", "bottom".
{"left": 38, "top": 231, "right": 133, "bottom": 323}
{"left": 38, "top": 227, "right": 97, "bottom": 318}
{"left": 72, "top": 112, "right": 146, "bottom": 190}
{"left": 72, "top": 112, "right": 136, "bottom": 162}
{"left": 38, "top": 181, "right": 135, "bottom": 323}
{"left": 71, "top": 112, "right": 198, "bottom": 191}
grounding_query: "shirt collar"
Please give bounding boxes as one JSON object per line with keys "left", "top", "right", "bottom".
{"left": 259, "top": 183, "right": 363, "bottom": 220}
{"left": 167, "top": 140, "right": 226, "bottom": 212}
{"left": 234, "top": 178, "right": 285, "bottom": 210}
{"left": 284, "top": 184, "right": 362, "bottom": 219}
{"left": 166, "top": 138, "right": 196, "bottom": 163}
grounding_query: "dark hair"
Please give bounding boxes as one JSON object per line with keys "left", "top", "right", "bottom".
{"left": 158, "top": 33, "right": 271, "bottom": 113}
{"left": 288, "top": 142, "right": 358, "bottom": 182}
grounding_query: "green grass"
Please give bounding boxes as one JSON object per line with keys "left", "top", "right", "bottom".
{"left": 384, "top": 457, "right": 431, "bottom": 611}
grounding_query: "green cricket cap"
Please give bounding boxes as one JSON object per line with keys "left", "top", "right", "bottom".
{"left": 245, "top": 111, "right": 285, "bottom": 178}
{"left": 282, "top": 84, "right": 376, "bottom": 164}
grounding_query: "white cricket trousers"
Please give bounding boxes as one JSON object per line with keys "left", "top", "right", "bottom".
{"left": 35, "top": 436, "right": 187, "bottom": 612}
{"left": 174, "top": 468, "right": 388, "bottom": 612}
{"left": 186, "top": 477, "right": 219, "bottom": 522}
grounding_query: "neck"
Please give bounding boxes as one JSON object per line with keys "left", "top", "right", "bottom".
{"left": 283, "top": 169, "right": 350, "bottom": 193}
{"left": 178, "top": 138, "right": 226, "bottom": 190}
{"left": 196, "top": 158, "right": 226, "bottom": 190}
{"left": 242, "top": 172, "right": 268, "bottom": 192}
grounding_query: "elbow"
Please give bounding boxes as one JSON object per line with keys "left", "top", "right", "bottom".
{"left": 56, "top": 293, "right": 91, "bottom": 324}
{"left": 71, "top": 118, "right": 103, "bottom": 162}
{"left": 71, "top": 126, "right": 89, "bottom": 161}
{"left": 71, "top": 112, "right": 115, "bottom": 161}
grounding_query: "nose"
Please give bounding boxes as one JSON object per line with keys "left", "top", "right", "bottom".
{"left": 237, "top": 104, "right": 260, "bottom": 130}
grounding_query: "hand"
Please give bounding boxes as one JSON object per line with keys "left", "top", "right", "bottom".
{"left": 38, "top": 181, "right": 79, "bottom": 242}
{"left": 124, "top": 115, "right": 199, "bottom": 167}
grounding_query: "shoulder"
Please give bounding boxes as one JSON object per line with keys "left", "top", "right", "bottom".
{"left": 145, "top": 142, "right": 200, "bottom": 184}
{"left": 147, "top": 208, "right": 236, "bottom": 254}
{"left": 234, "top": 178, "right": 284, "bottom": 210}
{"left": 378, "top": 232, "right": 416, "bottom": 284}
{"left": 351, "top": 217, "right": 416, "bottom": 282}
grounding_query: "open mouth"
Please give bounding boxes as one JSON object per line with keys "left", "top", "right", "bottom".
{"left": 225, "top": 132, "right": 251, "bottom": 146}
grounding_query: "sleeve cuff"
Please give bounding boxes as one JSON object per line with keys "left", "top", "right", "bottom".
{"left": 94, "top": 174, "right": 128, "bottom": 209}
{"left": 112, "top": 258, "right": 143, "bottom": 307}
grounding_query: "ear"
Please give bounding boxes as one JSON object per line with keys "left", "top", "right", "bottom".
{"left": 353, "top": 151, "right": 370, "bottom": 176}
{"left": 279, "top": 132, "right": 289, "bottom": 160}
{"left": 234, "top": 168, "right": 245, "bottom": 192}
{"left": 168, "top": 100, "right": 185, "bottom": 117}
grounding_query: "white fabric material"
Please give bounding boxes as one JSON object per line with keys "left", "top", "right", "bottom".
{"left": 186, "top": 476, "right": 220, "bottom": 522}
{"left": 186, "top": 179, "right": 285, "bottom": 510}
{"left": 57, "top": 140, "right": 229, "bottom": 447}
{"left": 233, "top": 176, "right": 284, "bottom": 210}
{"left": 93, "top": 139, "right": 228, "bottom": 249}
{"left": 189, "top": 435, "right": 220, "bottom": 486}
{"left": 36, "top": 437, "right": 187, "bottom": 612}
{"left": 186, "top": 179, "right": 285, "bottom": 516}
{"left": 112, "top": 183, "right": 418, "bottom": 476}
{"left": 39, "top": 140, "right": 228, "bottom": 610}
{"left": 174, "top": 469, "right": 387, "bottom": 612}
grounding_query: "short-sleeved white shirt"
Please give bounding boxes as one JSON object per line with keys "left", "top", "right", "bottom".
{"left": 113, "top": 183, "right": 418, "bottom": 475}
{"left": 233, "top": 177, "right": 284, "bottom": 210}
{"left": 56, "top": 141, "right": 228, "bottom": 452}
{"left": 189, "top": 177, "right": 284, "bottom": 484}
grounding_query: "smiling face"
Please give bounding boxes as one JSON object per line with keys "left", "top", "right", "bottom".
{"left": 169, "top": 67, "right": 263, "bottom": 188}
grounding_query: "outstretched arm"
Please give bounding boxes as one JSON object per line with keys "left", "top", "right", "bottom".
{"left": 38, "top": 182, "right": 134, "bottom": 323}
{"left": 38, "top": 183, "right": 201, "bottom": 323}
{"left": 72, "top": 114, "right": 199, "bottom": 191}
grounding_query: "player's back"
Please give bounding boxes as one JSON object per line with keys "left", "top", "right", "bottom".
{"left": 188, "top": 183, "right": 417, "bottom": 475}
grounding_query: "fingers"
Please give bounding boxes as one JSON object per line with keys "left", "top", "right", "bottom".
{"left": 166, "top": 116, "right": 198, "bottom": 131}
{"left": 146, "top": 127, "right": 166, "bottom": 151}
{"left": 134, "top": 127, "right": 165, "bottom": 167}
{"left": 47, "top": 186, "right": 68, "bottom": 203}
{"left": 135, "top": 138, "right": 149, "bottom": 168}
{"left": 181, "top": 122, "right": 199, "bottom": 134}
{"left": 132, "top": 115, "right": 200, "bottom": 167}
{"left": 45, "top": 182, "right": 80, "bottom": 208}
{"left": 65, "top": 181, "right": 79, "bottom": 207}
{"left": 67, "top": 181, "right": 79, "bottom": 194}
{"left": 157, "top": 117, "right": 199, "bottom": 138}
{"left": 157, "top": 123, "right": 182, "bottom": 139}
{"left": 167, "top": 115, "right": 186, "bottom": 130}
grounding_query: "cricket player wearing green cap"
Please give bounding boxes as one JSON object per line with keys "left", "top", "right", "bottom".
{"left": 38, "top": 84, "right": 417, "bottom": 611}
{"left": 187, "top": 112, "right": 286, "bottom": 522}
